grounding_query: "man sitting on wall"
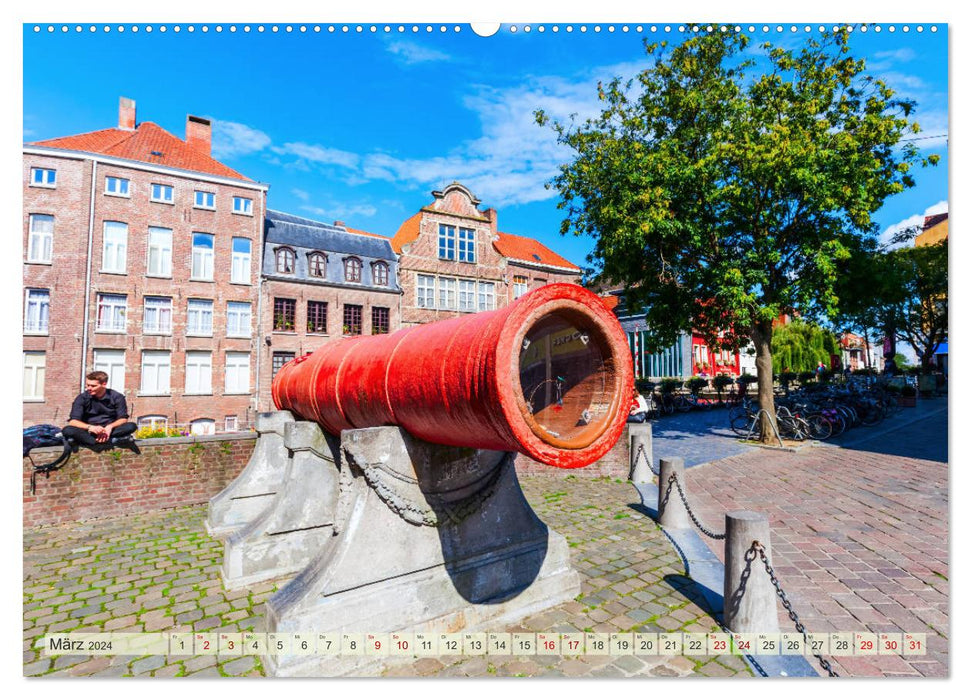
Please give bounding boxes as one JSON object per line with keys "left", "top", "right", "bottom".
{"left": 62, "top": 371, "right": 139, "bottom": 452}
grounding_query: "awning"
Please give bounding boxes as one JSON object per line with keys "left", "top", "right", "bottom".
{"left": 934, "top": 342, "right": 948, "bottom": 355}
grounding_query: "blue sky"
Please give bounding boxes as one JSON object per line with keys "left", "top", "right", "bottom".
{"left": 23, "top": 22, "right": 948, "bottom": 271}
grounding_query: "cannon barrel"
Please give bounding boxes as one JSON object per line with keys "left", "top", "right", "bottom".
{"left": 271, "top": 283, "right": 634, "bottom": 469}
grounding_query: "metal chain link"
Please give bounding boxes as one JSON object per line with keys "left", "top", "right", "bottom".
{"left": 661, "top": 474, "right": 726, "bottom": 540}
{"left": 633, "top": 443, "right": 659, "bottom": 476}
{"left": 751, "top": 541, "right": 839, "bottom": 677}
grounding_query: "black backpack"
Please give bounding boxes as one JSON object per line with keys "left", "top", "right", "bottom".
{"left": 23, "top": 424, "right": 72, "bottom": 493}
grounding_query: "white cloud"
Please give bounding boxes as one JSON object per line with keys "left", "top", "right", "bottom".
{"left": 211, "top": 119, "right": 271, "bottom": 159}
{"left": 385, "top": 40, "right": 451, "bottom": 65}
{"left": 273, "top": 142, "right": 360, "bottom": 169}
{"left": 300, "top": 203, "right": 378, "bottom": 220}
{"left": 879, "top": 200, "right": 948, "bottom": 248}
{"left": 291, "top": 188, "right": 310, "bottom": 201}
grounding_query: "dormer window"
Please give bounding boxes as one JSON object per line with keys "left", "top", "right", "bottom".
{"left": 344, "top": 257, "right": 362, "bottom": 283}
{"left": 276, "top": 247, "right": 295, "bottom": 274}
{"left": 372, "top": 261, "right": 389, "bottom": 286}
{"left": 308, "top": 252, "right": 327, "bottom": 278}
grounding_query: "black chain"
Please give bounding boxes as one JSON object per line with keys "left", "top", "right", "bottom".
{"left": 661, "top": 474, "right": 726, "bottom": 540}
{"left": 633, "top": 443, "right": 659, "bottom": 476}
{"left": 751, "top": 541, "right": 839, "bottom": 677}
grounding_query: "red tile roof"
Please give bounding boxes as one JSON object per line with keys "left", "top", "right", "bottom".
{"left": 923, "top": 212, "right": 949, "bottom": 230}
{"left": 344, "top": 225, "right": 388, "bottom": 240}
{"left": 600, "top": 295, "right": 620, "bottom": 311}
{"left": 390, "top": 212, "right": 422, "bottom": 254}
{"left": 493, "top": 231, "right": 581, "bottom": 271}
{"left": 29, "top": 122, "right": 250, "bottom": 181}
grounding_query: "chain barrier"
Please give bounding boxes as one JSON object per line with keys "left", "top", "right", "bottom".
{"left": 660, "top": 474, "right": 726, "bottom": 540}
{"left": 632, "top": 443, "right": 659, "bottom": 476}
{"left": 750, "top": 541, "right": 839, "bottom": 677}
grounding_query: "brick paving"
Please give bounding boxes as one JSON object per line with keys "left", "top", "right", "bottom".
{"left": 23, "top": 476, "right": 749, "bottom": 678}
{"left": 676, "top": 404, "right": 948, "bottom": 677}
{"left": 650, "top": 406, "right": 756, "bottom": 468}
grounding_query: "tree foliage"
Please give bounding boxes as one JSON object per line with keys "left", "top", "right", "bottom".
{"left": 771, "top": 320, "right": 839, "bottom": 373}
{"left": 886, "top": 242, "right": 948, "bottom": 369}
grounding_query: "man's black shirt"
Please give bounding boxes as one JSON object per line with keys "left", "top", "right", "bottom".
{"left": 69, "top": 389, "right": 129, "bottom": 426}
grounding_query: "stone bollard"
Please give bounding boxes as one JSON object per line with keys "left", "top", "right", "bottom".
{"left": 657, "top": 457, "right": 692, "bottom": 529}
{"left": 723, "top": 511, "right": 780, "bottom": 633}
{"left": 628, "top": 423, "right": 654, "bottom": 483}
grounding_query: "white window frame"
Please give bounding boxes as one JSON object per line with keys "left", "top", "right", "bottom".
{"left": 96, "top": 293, "right": 127, "bottom": 332}
{"left": 138, "top": 415, "right": 168, "bottom": 430}
{"left": 458, "top": 279, "right": 477, "bottom": 312}
{"left": 190, "top": 419, "right": 216, "bottom": 435}
{"left": 143, "top": 296, "right": 173, "bottom": 335}
{"left": 186, "top": 299, "right": 214, "bottom": 336}
{"left": 191, "top": 233, "right": 215, "bottom": 281}
{"left": 478, "top": 281, "right": 496, "bottom": 311}
{"left": 416, "top": 274, "right": 436, "bottom": 309}
{"left": 226, "top": 301, "right": 252, "bottom": 338}
{"left": 194, "top": 190, "right": 216, "bottom": 210}
{"left": 23, "top": 351, "right": 46, "bottom": 401}
{"left": 224, "top": 415, "right": 239, "bottom": 432}
{"left": 232, "top": 196, "right": 253, "bottom": 215}
{"left": 101, "top": 221, "right": 128, "bottom": 274}
{"left": 513, "top": 275, "right": 529, "bottom": 299}
{"left": 140, "top": 350, "right": 171, "bottom": 395}
{"left": 224, "top": 352, "right": 250, "bottom": 394}
{"left": 458, "top": 227, "right": 476, "bottom": 263}
{"left": 104, "top": 176, "right": 130, "bottom": 197}
{"left": 184, "top": 351, "right": 213, "bottom": 395}
{"left": 24, "top": 288, "right": 50, "bottom": 334}
{"left": 231, "top": 238, "right": 252, "bottom": 284}
{"left": 93, "top": 349, "right": 125, "bottom": 393}
{"left": 150, "top": 183, "right": 174, "bottom": 204}
{"left": 30, "top": 167, "right": 56, "bottom": 188}
{"left": 438, "top": 224, "right": 456, "bottom": 260}
{"left": 27, "top": 213, "right": 54, "bottom": 264}
{"left": 438, "top": 277, "right": 456, "bottom": 310}
{"left": 146, "top": 226, "right": 173, "bottom": 277}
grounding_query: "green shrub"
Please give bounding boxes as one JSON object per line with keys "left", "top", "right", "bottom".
{"left": 687, "top": 376, "right": 708, "bottom": 395}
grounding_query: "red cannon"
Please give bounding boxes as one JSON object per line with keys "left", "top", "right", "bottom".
{"left": 272, "top": 283, "right": 634, "bottom": 469}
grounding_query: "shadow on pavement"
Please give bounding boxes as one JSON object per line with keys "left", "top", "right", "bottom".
{"left": 825, "top": 401, "right": 948, "bottom": 463}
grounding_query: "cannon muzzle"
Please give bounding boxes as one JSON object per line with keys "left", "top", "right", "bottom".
{"left": 272, "top": 283, "right": 634, "bottom": 468}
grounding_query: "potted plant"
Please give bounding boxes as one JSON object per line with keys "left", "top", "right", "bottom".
{"left": 687, "top": 376, "right": 708, "bottom": 396}
{"left": 736, "top": 373, "right": 756, "bottom": 395}
{"left": 899, "top": 384, "right": 917, "bottom": 407}
{"left": 712, "top": 374, "right": 734, "bottom": 405}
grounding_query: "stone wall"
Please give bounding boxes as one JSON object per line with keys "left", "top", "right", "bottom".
{"left": 514, "top": 424, "right": 633, "bottom": 479}
{"left": 23, "top": 433, "right": 256, "bottom": 529}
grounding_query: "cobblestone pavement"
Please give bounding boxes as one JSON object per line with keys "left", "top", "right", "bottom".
{"left": 23, "top": 477, "right": 750, "bottom": 678}
{"left": 649, "top": 407, "right": 755, "bottom": 468}
{"left": 677, "top": 405, "right": 948, "bottom": 677}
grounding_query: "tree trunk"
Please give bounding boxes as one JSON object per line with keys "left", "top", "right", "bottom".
{"left": 862, "top": 328, "right": 871, "bottom": 371}
{"left": 750, "top": 320, "right": 777, "bottom": 443}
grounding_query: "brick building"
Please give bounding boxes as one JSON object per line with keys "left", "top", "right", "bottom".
{"left": 23, "top": 97, "right": 268, "bottom": 432}
{"left": 258, "top": 210, "right": 402, "bottom": 410}
{"left": 390, "top": 182, "right": 581, "bottom": 326}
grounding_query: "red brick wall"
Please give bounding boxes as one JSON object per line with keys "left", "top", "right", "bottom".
{"left": 514, "top": 424, "right": 632, "bottom": 479}
{"left": 23, "top": 433, "right": 256, "bottom": 529}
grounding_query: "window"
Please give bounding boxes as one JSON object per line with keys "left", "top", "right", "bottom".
{"left": 102, "top": 221, "right": 128, "bottom": 273}
{"left": 143, "top": 296, "right": 173, "bottom": 334}
{"left": 186, "top": 299, "right": 214, "bottom": 336}
{"left": 513, "top": 275, "right": 529, "bottom": 299}
{"left": 232, "top": 196, "right": 253, "bottom": 215}
{"left": 140, "top": 350, "right": 171, "bottom": 395}
{"left": 458, "top": 228, "right": 476, "bottom": 262}
{"left": 225, "top": 416, "right": 239, "bottom": 432}
{"left": 458, "top": 280, "right": 476, "bottom": 312}
{"left": 138, "top": 415, "right": 168, "bottom": 430}
{"left": 344, "top": 257, "right": 362, "bottom": 283}
{"left": 372, "top": 307, "right": 390, "bottom": 335}
{"left": 105, "top": 176, "right": 130, "bottom": 196}
{"left": 308, "top": 252, "right": 327, "bottom": 278}
{"left": 191, "top": 233, "right": 214, "bottom": 280}
{"left": 150, "top": 183, "right": 174, "bottom": 203}
{"left": 185, "top": 351, "right": 212, "bottom": 394}
{"left": 147, "top": 227, "right": 173, "bottom": 277}
{"left": 194, "top": 190, "right": 215, "bottom": 209}
{"left": 30, "top": 168, "right": 56, "bottom": 187}
{"left": 307, "top": 301, "right": 328, "bottom": 334}
{"left": 24, "top": 289, "right": 49, "bottom": 334}
{"left": 93, "top": 349, "right": 125, "bottom": 392}
{"left": 27, "top": 214, "right": 54, "bottom": 263}
{"left": 438, "top": 224, "right": 456, "bottom": 260}
{"left": 438, "top": 277, "right": 456, "bottom": 310}
{"left": 231, "top": 238, "right": 251, "bottom": 284}
{"left": 23, "top": 352, "right": 45, "bottom": 400}
{"left": 372, "top": 261, "right": 389, "bottom": 286}
{"left": 417, "top": 274, "right": 436, "bottom": 309}
{"left": 190, "top": 419, "right": 216, "bottom": 435}
{"left": 343, "top": 304, "right": 362, "bottom": 335}
{"left": 276, "top": 248, "right": 295, "bottom": 274}
{"left": 273, "top": 298, "right": 296, "bottom": 331}
{"left": 225, "top": 352, "right": 250, "bottom": 394}
{"left": 272, "top": 352, "right": 295, "bottom": 378}
{"left": 96, "top": 294, "right": 127, "bottom": 332}
{"left": 478, "top": 281, "right": 496, "bottom": 311}
{"left": 226, "top": 302, "right": 252, "bottom": 338}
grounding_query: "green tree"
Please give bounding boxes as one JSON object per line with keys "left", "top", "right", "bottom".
{"left": 886, "top": 242, "right": 948, "bottom": 371}
{"left": 772, "top": 320, "right": 840, "bottom": 374}
{"left": 537, "top": 28, "right": 936, "bottom": 441}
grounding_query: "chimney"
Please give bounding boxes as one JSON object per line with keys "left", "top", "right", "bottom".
{"left": 485, "top": 207, "right": 498, "bottom": 233}
{"left": 118, "top": 97, "right": 136, "bottom": 130}
{"left": 334, "top": 220, "right": 346, "bottom": 228}
{"left": 186, "top": 115, "right": 212, "bottom": 156}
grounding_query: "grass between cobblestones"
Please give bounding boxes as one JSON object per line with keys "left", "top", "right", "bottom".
{"left": 23, "top": 476, "right": 750, "bottom": 678}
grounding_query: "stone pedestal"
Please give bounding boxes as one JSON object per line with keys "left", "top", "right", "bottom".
{"left": 263, "top": 426, "right": 580, "bottom": 677}
{"left": 220, "top": 421, "right": 340, "bottom": 589}
{"left": 206, "top": 411, "right": 293, "bottom": 538}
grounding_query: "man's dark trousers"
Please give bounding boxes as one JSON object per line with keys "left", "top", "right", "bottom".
{"left": 62, "top": 422, "right": 137, "bottom": 448}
